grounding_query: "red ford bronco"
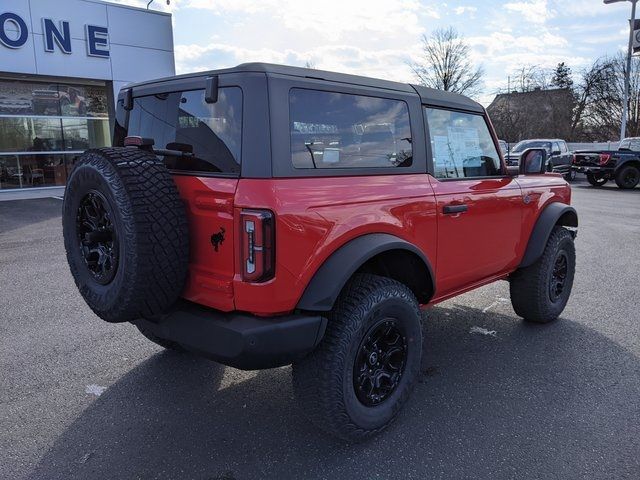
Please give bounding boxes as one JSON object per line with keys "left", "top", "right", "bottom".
{"left": 62, "top": 63, "right": 577, "bottom": 441}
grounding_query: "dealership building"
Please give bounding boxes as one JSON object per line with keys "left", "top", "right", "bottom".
{"left": 0, "top": 0, "right": 175, "bottom": 198}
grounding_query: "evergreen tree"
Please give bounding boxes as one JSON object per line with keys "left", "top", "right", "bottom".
{"left": 552, "top": 62, "right": 573, "bottom": 89}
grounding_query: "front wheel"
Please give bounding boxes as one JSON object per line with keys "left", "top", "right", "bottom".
{"left": 510, "top": 227, "right": 576, "bottom": 323}
{"left": 586, "top": 173, "right": 607, "bottom": 187}
{"left": 292, "top": 274, "right": 423, "bottom": 441}
{"left": 615, "top": 165, "right": 640, "bottom": 189}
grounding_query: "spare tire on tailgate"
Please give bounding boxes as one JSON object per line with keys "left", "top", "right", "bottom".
{"left": 62, "top": 147, "right": 189, "bottom": 323}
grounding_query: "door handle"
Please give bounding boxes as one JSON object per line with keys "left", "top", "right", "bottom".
{"left": 443, "top": 204, "right": 468, "bottom": 214}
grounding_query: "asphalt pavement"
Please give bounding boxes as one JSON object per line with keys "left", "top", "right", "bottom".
{"left": 1, "top": 181, "right": 639, "bottom": 480}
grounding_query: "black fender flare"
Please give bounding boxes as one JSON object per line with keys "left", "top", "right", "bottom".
{"left": 519, "top": 203, "right": 578, "bottom": 268}
{"left": 296, "top": 233, "right": 435, "bottom": 312}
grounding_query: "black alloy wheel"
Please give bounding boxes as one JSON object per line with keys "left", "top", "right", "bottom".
{"left": 292, "top": 274, "right": 423, "bottom": 441}
{"left": 586, "top": 173, "right": 607, "bottom": 187}
{"left": 509, "top": 227, "right": 576, "bottom": 323}
{"left": 615, "top": 165, "right": 640, "bottom": 189}
{"left": 63, "top": 148, "right": 189, "bottom": 323}
{"left": 76, "top": 190, "right": 118, "bottom": 285}
{"left": 549, "top": 251, "right": 568, "bottom": 303}
{"left": 353, "top": 318, "right": 407, "bottom": 407}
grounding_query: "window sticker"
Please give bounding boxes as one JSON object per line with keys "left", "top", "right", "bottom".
{"left": 447, "top": 127, "right": 482, "bottom": 167}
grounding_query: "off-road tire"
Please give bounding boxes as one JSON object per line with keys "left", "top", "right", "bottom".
{"left": 292, "top": 274, "right": 423, "bottom": 442}
{"left": 586, "top": 173, "right": 607, "bottom": 187}
{"left": 136, "top": 323, "right": 186, "bottom": 352}
{"left": 614, "top": 165, "right": 640, "bottom": 189}
{"left": 510, "top": 227, "right": 575, "bottom": 323}
{"left": 62, "top": 147, "right": 189, "bottom": 323}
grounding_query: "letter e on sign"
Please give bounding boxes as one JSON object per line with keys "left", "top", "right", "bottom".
{"left": 86, "top": 25, "right": 109, "bottom": 58}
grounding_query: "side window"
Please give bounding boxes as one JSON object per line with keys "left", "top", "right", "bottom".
{"left": 289, "top": 88, "right": 412, "bottom": 169}
{"left": 127, "top": 87, "right": 242, "bottom": 175}
{"left": 560, "top": 141, "right": 569, "bottom": 153}
{"left": 552, "top": 142, "right": 560, "bottom": 154}
{"left": 424, "top": 108, "right": 502, "bottom": 179}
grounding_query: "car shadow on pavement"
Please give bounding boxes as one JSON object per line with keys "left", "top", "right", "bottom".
{"left": 29, "top": 305, "right": 640, "bottom": 480}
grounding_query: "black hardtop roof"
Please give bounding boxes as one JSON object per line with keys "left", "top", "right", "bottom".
{"left": 125, "top": 62, "right": 484, "bottom": 113}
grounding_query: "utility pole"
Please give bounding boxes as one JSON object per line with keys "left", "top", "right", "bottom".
{"left": 604, "top": 0, "right": 638, "bottom": 140}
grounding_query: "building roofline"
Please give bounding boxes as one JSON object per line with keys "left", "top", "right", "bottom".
{"left": 81, "top": 0, "right": 172, "bottom": 17}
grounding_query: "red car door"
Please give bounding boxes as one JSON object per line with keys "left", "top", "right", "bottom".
{"left": 424, "top": 107, "right": 523, "bottom": 298}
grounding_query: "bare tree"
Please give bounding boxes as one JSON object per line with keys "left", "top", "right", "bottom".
{"left": 410, "top": 27, "right": 484, "bottom": 97}
{"left": 572, "top": 57, "right": 619, "bottom": 140}
{"left": 512, "top": 65, "right": 550, "bottom": 92}
{"left": 490, "top": 55, "right": 640, "bottom": 141}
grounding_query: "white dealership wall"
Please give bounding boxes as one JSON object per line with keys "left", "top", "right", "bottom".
{"left": 0, "top": 0, "right": 175, "bottom": 103}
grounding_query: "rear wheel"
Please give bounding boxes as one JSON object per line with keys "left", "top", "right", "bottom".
{"left": 614, "top": 165, "right": 640, "bottom": 189}
{"left": 586, "top": 173, "right": 607, "bottom": 187}
{"left": 292, "top": 274, "right": 422, "bottom": 441}
{"left": 510, "top": 227, "right": 576, "bottom": 323}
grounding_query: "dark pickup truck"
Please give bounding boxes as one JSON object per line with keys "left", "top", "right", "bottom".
{"left": 506, "top": 139, "right": 574, "bottom": 180}
{"left": 572, "top": 137, "right": 640, "bottom": 189}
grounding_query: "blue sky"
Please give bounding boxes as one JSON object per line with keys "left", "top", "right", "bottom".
{"left": 114, "top": 0, "right": 634, "bottom": 104}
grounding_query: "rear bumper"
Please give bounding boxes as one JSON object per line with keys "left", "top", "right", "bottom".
{"left": 572, "top": 165, "right": 613, "bottom": 175}
{"left": 133, "top": 301, "right": 327, "bottom": 370}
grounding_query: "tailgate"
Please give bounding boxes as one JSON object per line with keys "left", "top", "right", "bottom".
{"left": 573, "top": 151, "right": 604, "bottom": 166}
{"left": 173, "top": 175, "right": 239, "bottom": 312}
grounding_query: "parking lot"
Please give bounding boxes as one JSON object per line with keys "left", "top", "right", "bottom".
{"left": 1, "top": 180, "right": 639, "bottom": 480}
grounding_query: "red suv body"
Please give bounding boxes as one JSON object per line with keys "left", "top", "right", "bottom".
{"left": 113, "top": 64, "right": 573, "bottom": 319}
{"left": 65, "top": 63, "right": 577, "bottom": 440}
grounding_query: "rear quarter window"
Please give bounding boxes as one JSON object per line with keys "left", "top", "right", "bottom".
{"left": 127, "top": 87, "right": 242, "bottom": 175}
{"left": 289, "top": 88, "right": 412, "bottom": 169}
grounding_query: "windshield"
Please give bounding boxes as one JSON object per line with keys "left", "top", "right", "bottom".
{"left": 512, "top": 141, "right": 552, "bottom": 153}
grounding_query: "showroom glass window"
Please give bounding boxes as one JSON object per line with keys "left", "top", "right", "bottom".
{"left": 0, "top": 79, "right": 110, "bottom": 190}
{"left": 289, "top": 89, "right": 413, "bottom": 169}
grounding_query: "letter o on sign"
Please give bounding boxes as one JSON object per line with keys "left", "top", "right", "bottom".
{"left": 0, "top": 13, "right": 29, "bottom": 49}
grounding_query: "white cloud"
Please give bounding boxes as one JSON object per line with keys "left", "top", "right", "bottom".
{"left": 554, "top": 0, "right": 628, "bottom": 17}
{"left": 454, "top": 6, "right": 478, "bottom": 15}
{"left": 182, "top": 0, "right": 433, "bottom": 41}
{"left": 504, "top": 0, "right": 554, "bottom": 24}
{"left": 174, "top": 42, "right": 418, "bottom": 84}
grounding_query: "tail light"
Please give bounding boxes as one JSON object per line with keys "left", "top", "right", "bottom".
{"left": 599, "top": 153, "right": 611, "bottom": 166}
{"left": 241, "top": 209, "right": 275, "bottom": 282}
{"left": 572, "top": 154, "right": 576, "bottom": 164}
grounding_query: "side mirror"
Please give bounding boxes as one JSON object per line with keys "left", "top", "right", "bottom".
{"left": 519, "top": 148, "right": 548, "bottom": 175}
{"left": 552, "top": 150, "right": 561, "bottom": 156}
